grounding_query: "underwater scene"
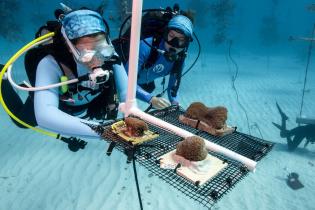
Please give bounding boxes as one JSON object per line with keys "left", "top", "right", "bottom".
{"left": 0, "top": 0, "right": 314, "bottom": 209}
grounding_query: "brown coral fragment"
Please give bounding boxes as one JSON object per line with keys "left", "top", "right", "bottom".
{"left": 204, "top": 106, "right": 227, "bottom": 129}
{"left": 176, "top": 136, "right": 208, "bottom": 161}
{"left": 185, "top": 102, "right": 227, "bottom": 129}
{"left": 184, "top": 102, "right": 209, "bottom": 120}
{"left": 180, "top": 102, "right": 231, "bottom": 136}
{"left": 123, "top": 117, "right": 148, "bottom": 137}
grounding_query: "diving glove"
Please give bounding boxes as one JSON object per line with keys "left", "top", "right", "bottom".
{"left": 150, "top": 96, "right": 171, "bottom": 110}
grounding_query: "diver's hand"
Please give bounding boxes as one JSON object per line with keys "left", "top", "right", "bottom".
{"left": 150, "top": 97, "right": 171, "bottom": 109}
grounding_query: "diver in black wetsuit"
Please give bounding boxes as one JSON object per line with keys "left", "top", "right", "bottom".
{"left": 272, "top": 102, "right": 315, "bottom": 151}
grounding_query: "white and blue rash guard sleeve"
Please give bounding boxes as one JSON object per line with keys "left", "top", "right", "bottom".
{"left": 34, "top": 55, "right": 100, "bottom": 138}
{"left": 113, "top": 62, "right": 128, "bottom": 102}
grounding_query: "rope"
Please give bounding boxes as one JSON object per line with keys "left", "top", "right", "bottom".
{"left": 299, "top": 23, "right": 315, "bottom": 119}
{"left": 133, "top": 157, "right": 144, "bottom": 210}
{"left": 228, "top": 40, "right": 251, "bottom": 135}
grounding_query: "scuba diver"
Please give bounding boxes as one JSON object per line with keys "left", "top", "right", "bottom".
{"left": 1, "top": 7, "right": 128, "bottom": 138}
{"left": 114, "top": 5, "right": 195, "bottom": 110}
{"left": 272, "top": 102, "right": 315, "bottom": 151}
{"left": 131, "top": 14, "right": 193, "bottom": 110}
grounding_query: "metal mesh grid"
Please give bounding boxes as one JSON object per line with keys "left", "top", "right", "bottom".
{"left": 101, "top": 106, "right": 274, "bottom": 209}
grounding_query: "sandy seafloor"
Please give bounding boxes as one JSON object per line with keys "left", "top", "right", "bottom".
{"left": 1, "top": 0, "right": 314, "bottom": 209}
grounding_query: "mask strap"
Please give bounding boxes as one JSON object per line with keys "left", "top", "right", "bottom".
{"left": 61, "top": 27, "right": 81, "bottom": 61}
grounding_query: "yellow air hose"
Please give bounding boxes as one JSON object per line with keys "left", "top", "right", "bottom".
{"left": 0, "top": 32, "right": 59, "bottom": 138}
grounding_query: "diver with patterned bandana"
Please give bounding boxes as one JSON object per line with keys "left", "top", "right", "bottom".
{"left": 1, "top": 8, "right": 128, "bottom": 138}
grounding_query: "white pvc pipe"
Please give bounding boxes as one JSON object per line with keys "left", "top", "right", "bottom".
{"left": 125, "top": 0, "right": 143, "bottom": 112}
{"left": 120, "top": 0, "right": 257, "bottom": 172}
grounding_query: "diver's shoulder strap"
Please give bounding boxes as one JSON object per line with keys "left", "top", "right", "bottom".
{"left": 169, "top": 58, "right": 184, "bottom": 97}
{"left": 24, "top": 46, "right": 51, "bottom": 87}
{"left": 59, "top": 62, "right": 76, "bottom": 80}
{"left": 171, "top": 52, "right": 185, "bottom": 74}
{"left": 143, "top": 35, "right": 162, "bottom": 70}
{"left": 24, "top": 42, "right": 77, "bottom": 87}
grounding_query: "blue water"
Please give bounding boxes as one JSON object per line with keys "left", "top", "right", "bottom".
{"left": 0, "top": 1, "right": 314, "bottom": 210}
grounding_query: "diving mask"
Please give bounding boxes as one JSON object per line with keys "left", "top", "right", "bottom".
{"left": 164, "top": 29, "right": 190, "bottom": 49}
{"left": 162, "top": 29, "right": 189, "bottom": 61}
{"left": 165, "top": 37, "right": 187, "bottom": 49}
{"left": 61, "top": 27, "right": 115, "bottom": 68}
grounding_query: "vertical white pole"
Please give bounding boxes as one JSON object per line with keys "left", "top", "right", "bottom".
{"left": 125, "top": 0, "right": 143, "bottom": 113}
